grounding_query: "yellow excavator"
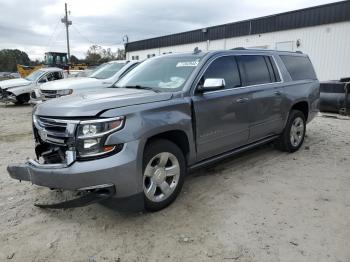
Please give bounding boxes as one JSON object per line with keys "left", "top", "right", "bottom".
{"left": 17, "top": 52, "right": 88, "bottom": 77}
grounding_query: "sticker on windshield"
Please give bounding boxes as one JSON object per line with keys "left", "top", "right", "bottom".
{"left": 176, "top": 59, "right": 200, "bottom": 67}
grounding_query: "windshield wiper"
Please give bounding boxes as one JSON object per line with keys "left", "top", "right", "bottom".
{"left": 123, "top": 85, "right": 160, "bottom": 93}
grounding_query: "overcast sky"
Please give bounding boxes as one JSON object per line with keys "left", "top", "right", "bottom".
{"left": 0, "top": 0, "right": 341, "bottom": 60}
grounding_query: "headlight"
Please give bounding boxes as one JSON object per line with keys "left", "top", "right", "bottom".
{"left": 76, "top": 116, "right": 124, "bottom": 158}
{"left": 57, "top": 89, "right": 73, "bottom": 96}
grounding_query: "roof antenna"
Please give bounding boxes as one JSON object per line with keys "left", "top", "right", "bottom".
{"left": 193, "top": 47, "right": 201, "bottom": 54}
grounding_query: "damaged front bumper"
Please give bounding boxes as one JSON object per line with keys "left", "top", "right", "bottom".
{"left": 0, "top": 90, "right": 17, "bottom": 103}
{"left": 7, "top": 140, "right": 144, "bottom": 211}
{"left": 7, "top": 159, "right": 116, "bottom": 208}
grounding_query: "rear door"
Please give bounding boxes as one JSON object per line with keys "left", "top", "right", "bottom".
{"left": 192, "top": 55, "right": 251, "bottom": 161}
{"left": 236, "top": 55, "right": 285, "bottom": 142}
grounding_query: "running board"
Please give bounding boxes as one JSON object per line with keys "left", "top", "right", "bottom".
{"left": 34, "top": 185, "right": 116, "bottom": 209}
{"left": 189, "top": 135, "right": 279, "bottom": 171}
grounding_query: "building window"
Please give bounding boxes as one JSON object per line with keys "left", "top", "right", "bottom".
{"left": 132, "top": 55, "right": 139, "bottom": 60}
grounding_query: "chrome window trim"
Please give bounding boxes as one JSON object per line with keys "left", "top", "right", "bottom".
{"left": 191, "top": 53, "right": 284, "bottom": 96}
{"left": 204, "top": 81, "right": 282, "bottom": 95}
{"left": 270, "top": 55, "right": 284, "bottom": 83}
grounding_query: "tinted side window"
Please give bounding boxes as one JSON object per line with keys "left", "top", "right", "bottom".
{"left": 280, "top": 55, "right": 317, "bottom": 81}
{"left": 46, "top": 72, "right": 62, "bottom": 81}
{"left": 203, "top": 56, "right": 241, "bottom": 89}
{"left": 237, "top": 55, "right": 272, "bottom": 86}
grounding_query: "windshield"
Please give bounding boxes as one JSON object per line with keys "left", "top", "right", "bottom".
{"left": 89, "top": 62, "right": 126, "bottom": 79}
{"left": 115, "top": 56, "right": 202, "bottom": 92}
{"left": 25, "top": 70, "right": 45, "bottom": 81}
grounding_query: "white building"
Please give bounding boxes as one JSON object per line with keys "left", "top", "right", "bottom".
{"left": 125, "top": 1, "right": 350, "bottom": 81}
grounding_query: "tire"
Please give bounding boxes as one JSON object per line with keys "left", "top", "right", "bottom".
{"left": 275, "top": 110, "right": 306, "bottom": 153}
{"left": 142, "top": 139, "right": 186, "bottom": 211}
{"left": 15, "top": 93, "right": 30, "bottom": 105}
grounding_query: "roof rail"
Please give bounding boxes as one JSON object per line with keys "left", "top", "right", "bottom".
{"left": 193, "top": 47, "right": 202, "bottom": 54}
{"left": 231, "top": 47, "right": 246, "bottom": 50}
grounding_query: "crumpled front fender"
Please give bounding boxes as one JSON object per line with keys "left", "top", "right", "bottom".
{"left": 5, "top": 85, "right": 33, "bottom": 96}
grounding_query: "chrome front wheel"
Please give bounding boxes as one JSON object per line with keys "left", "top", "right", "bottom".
{"left": 142, "top": 139, "right": 186, "bottom": 211}
{"left": 143, "top": 152, "right": 180, "bottom": 202}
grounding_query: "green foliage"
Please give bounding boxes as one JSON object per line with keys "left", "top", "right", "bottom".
{"left": 0, "top": 49, "right": 31, "bottom": 72}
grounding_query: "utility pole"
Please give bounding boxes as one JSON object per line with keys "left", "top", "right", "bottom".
{"left": 61, "top": 3, "right": 72, "bottom": 63}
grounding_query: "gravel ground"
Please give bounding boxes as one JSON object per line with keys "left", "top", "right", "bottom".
{"left": 0, "top": 104, "right": 349, "bottom": 262}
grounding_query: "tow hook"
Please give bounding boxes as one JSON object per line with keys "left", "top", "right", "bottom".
{"left": 34, "top": 184, "right": 116, "bottom": 209}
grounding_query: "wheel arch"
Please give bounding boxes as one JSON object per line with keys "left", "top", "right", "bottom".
{"left": 144, "top": 129, "right": 191, "bottom": 163}
{"left": 282, "top": 100, "right": 309, "bottom": 130}
{"left": 291, "top": 101, "right": 309, "bottom": 121}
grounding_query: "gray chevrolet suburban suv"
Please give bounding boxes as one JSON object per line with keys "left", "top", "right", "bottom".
{"left": 7, "top": 49, "right": 320, "bottom": 211}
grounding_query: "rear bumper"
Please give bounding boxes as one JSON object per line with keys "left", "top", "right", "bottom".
{"left": 7, "top": 140, "right": 143, "bottom": 198}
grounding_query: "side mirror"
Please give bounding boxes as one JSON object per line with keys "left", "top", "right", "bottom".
{"left": 38, "top": 78, "right": 47, "bottom": 84}
{"left": 198, "top": 78, "right": 225, "bottom": 92}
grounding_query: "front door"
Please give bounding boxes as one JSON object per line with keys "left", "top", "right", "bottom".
{"left": 192, "top": 56, "right": 251, "bottom": 161}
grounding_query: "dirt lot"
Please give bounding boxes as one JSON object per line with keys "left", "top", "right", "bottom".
{"left": 0, "top": 104, "right": 349, "bottom": 262}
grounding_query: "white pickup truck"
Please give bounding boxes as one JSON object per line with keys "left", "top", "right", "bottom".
{"left": 0, "top": 67, "right": 66, "bottom": 104}
{"left": 31, "top": 60, "right": 139, "bottom": 103}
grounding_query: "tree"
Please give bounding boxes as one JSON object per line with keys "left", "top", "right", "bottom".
{"left": 85, "top": 45, "right": 103, "bottom": 65}
{"left": 0, "top": 49, "right": 31, "bottom": 72}
{"left": 70, "top": 55, "right": 80, "bottom": 64}
{"left": 115, "top": 48, "right": 126, "bottom": 60}
{"left": 84, "top": 45, "right": 126, "bottom": 64}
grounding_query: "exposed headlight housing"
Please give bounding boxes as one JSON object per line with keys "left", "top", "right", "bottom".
{"left": 76, "top": 116, "right": 124, "bottom": 158}
{"left": 57, "top": 89, "right": 73, "bottom": 96}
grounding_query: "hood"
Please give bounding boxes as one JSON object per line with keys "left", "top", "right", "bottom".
{"left": 35, "top": 88, "right": 173, "bottom": 117}
{"left": 0, "top": 78, "right": 31, "bottom": 89}
{"left": 40, "top": 77, "right": 101, "bottom": 91}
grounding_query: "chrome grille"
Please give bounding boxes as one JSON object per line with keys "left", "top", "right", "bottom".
{"left": 41, "top": 89, "right": 58, "bottom": 99}
{"left": 34, "top": 116, "right": 79, "bottom": 145}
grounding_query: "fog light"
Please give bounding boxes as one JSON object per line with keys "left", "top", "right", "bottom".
{"left": 83, "top": 138, "right": 100, "bottom": 149}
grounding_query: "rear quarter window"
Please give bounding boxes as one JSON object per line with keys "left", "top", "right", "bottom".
{"left": 280, "top": 55, "right": 317, "bottom": 81}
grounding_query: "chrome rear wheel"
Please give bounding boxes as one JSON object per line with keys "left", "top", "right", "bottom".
{"left": 290, "top": 116, "right": 305, "bottom": 147}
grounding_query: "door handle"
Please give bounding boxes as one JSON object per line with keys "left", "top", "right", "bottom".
{"left": 274, "top": 90, "right": 282, "bottom": 96}
{"left": 235, "top": 97, "right": 249, "bottom": 103}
